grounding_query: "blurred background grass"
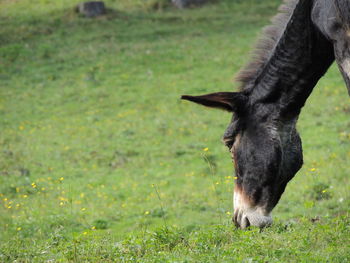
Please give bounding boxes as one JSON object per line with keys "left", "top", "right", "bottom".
{"left": 0, "top": 0, "right": 349, "bottom": 261}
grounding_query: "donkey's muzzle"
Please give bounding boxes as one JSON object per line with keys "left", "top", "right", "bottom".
{"left": 233, "top": 208, "right": 272, "bottom": 229}
{"left": 233, "top": 188, "right": 273, "bottom": 229}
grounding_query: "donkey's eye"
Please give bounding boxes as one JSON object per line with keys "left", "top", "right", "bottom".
{"left": 222, "top": 136, "right": 234, "bottom": 148}
{"left": 223, "top": 121, "right": 238, "bottom": 149}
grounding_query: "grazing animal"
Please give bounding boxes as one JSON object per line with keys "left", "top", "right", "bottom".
{"left": 181, "top": 0, "right": 350, "bottom": 228}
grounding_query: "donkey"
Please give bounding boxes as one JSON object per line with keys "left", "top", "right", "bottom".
{"left": 182, "top": 0, "right": 350, "bottom": 229}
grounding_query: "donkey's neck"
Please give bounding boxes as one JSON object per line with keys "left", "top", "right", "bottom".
{"left": 240, "top": 0, "right": 334, "bottom": 119}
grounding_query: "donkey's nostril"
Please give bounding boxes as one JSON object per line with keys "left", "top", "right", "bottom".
{"left": 233, "top": 210, "right": 251, "bottom": 229}
{"left": 233, "top": 210, "right": 242, "bottom": 228}
{"left": 242, "top": 216, "right": 250, "bottom": 229}
{"left": 233, "top": 213, "right": 238, "bottom": 228}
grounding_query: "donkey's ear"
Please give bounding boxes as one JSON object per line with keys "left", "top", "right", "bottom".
{"left": 181, "top": 92, "right": 247, "bottom": 112}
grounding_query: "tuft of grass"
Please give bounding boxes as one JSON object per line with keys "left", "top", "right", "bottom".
{"left": 93, "top": 219, "right": 109, "bottom": 230}
{"left": 311, "top": 182, "right": 332, "bottom": 201}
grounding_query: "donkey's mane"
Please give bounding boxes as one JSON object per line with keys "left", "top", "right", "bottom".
{"left": 236, "top": 0, "right": 299, "bottom": 90}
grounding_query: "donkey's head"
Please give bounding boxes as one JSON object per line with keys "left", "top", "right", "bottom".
{"left": 182, "top": 92, "right": 303, "bottom": 229}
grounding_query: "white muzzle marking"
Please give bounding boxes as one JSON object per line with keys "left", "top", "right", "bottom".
{"left": 233, "top": 188, "right": 273, "bottom": 229}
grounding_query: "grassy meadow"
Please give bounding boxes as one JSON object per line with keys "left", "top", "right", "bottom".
{"left": 0, "top": 0, "right": 349, "bottom": 261}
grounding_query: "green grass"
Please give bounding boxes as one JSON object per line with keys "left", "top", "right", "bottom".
{"left": 1, "top": 0, "right": 349, "bottom": 262}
